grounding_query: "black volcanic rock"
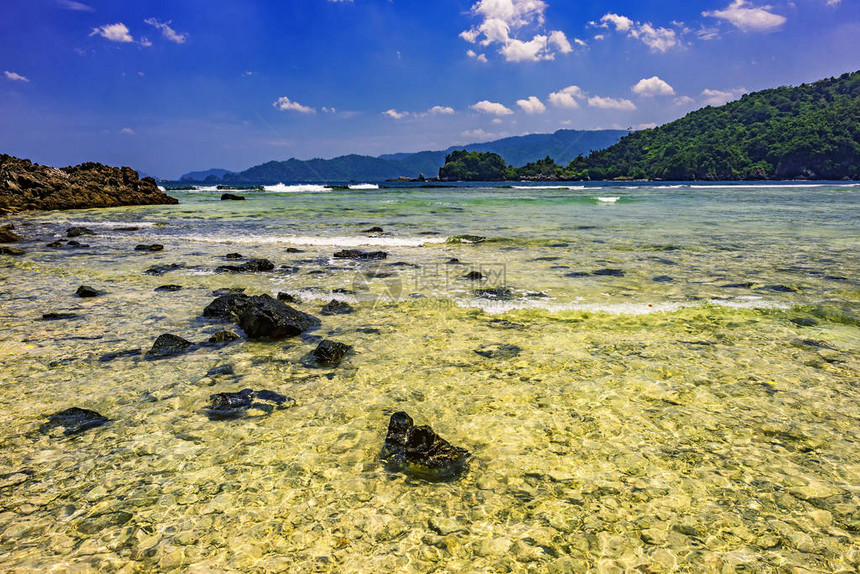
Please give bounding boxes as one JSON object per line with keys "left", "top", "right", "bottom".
{"left": 0, "top": 227, "right": 22, "bottom": 242}
{"left": 134, "top": 244, "right": 164, "bottom": 252}
{"left": 67, "top": 227, "right": 95, "bottom": 238}
{"left": 312, "top": 340, "right": 352, "bottom": 366}
{"left": 40, "top": 407, "right": 109, "bottom": 436}
{"left": 0, "top": 154, "right": 177, "bottom": 214}
{"left": 333, "top": 249, "right": 388, "bottom": 260}
{"left": 204, "top": 294, "right": 320, "bottom": 340}
{"left": 380, "top": 412, "right": 470, "bottom": 481}
{"left": 204, "top": 388, "right": 295, "bottom": 420}
{"left": 145, "top": 333, "right": 194, "bottom": 359}
{"left": 75, "top": 286, "right": 101, "bottom": 298}
{"left": 220, "top": 193, "right": 245, "bottom": 201}
{"left": 320, "top": 299, "right": 354, "bottom": 315}
{"left": 216, "top": 258, "right": 275, "bottom": 273}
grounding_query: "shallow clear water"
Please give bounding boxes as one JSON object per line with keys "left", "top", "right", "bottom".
{"left": 0, "top": 182, "right": 858, "bottom": 572}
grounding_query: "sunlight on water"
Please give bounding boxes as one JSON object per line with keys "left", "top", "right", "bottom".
{"left": 0, "top": 183, "right": 858, "bottom": 572}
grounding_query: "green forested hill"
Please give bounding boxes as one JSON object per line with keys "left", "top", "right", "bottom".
{"left": 568, "top": 71, "right": 860, "bottom": 180}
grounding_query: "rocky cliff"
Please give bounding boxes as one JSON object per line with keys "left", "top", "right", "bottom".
{"left": 0, "top": 154, "right": 178, "bottom": 214}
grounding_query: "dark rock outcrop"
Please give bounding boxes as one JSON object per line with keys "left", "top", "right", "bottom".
{"left": 312, "top": 340, "right": 352, "bottom": 366}
{"left": 40, "top": 407, "right": 109, "bottom": 436}
{"left": 333, "top": 249, "right": 388, "bottom": 260}
{"left": 225, "top": 252, "right": 243, "bottom": 260}
{"left": 475, "top": 287, "right": 512, "bottom": 300}
{"left": 145, "top": 333, "right": 193, "bottom": 359}
{"left": 204, "top": 388, "right": 295, "bottom": 420}
{"left": 75, "top": 286, "right": 102, "bottom": 298}
{"left": 320, "top": 299, "right": 354, "bottom": 315}
{"left": 145, "top": 263, "right": 184, "bottom": 276}
{"left": 208, "top": 330, "right": 240, "bottom": 343}
{"left": 216, "top": 258, "right": 275, "bottom": 273}
{"left": 41, "top": 312, "right": 79, "bottom": 321}
{"left": 220, "top": 193, "right": 245, "bottom": 201}
{"left": 67, "top": 227, "right": 95, "bottom": 238}
{"left": 277, "top": 292, "right": 298, "bottom": 303}
{"left": 462, "top": 271, "right": 485, "bottom": 281}
{"left": 134, "top": 244, "right": 164, "bottom": 252}
{"left": 0, "top": 155, "right": 178, "bottom": 214}
{"left": 446, "top": 235, "right": 486, "bottom": 244}
{"left": 380, "top": 412, "right": 470, "bottom": 481}
{"left": 203, "top": 293, "right": 320, "bottom": 340}
{"left": 362, "top": 226, "right": 384, "bottom": 233}
{"left": 0, "top": 246, "right": 24, "bottom": 255}
{"left": 592, "top": 268, "right": 625, "bottom": 277}
{"left": 474, "top": 344, "right": 521, "bottom": 359}
{"left": 0, "top": 227, "right": 22, "bottom": 242}
{"left": 154, "top": 284, "right": 182, "bottom": 292}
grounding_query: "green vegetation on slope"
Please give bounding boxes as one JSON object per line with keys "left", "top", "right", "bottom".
{"left": 570, "top": 71, "right": 860, "bottom": 180}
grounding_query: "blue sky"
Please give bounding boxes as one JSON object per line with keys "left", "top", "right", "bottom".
{"left": 1, "top": 0, "right": 857, "bottom": 178}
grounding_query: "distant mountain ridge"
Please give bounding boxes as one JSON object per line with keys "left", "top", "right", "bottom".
{"left": 178, "top": 129, "right": 625, "bottom": 183}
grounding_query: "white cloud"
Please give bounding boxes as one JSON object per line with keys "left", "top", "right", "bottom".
{"left": 461, "top": 128, "right": 503, "bottom": 141}
{"left": 322, "top": 106, "right": 337, "bottom": 113}
{"left": 697, "top": 26, "right": 721, "bottom": 40}
{"left": 631, "top": 76, "right": 675, "bottom": 97}
{"left": 635, "top": 122, "right": 658, "bottom": 130}
{"left": 588, "top": 96, "right": 637, "bottom": 110}
{"left": 273, "top": 96, "right": 315, "bottom": 113}
{"left": 703, "top": 0, "right": 786, "bottom": 32}
{"left": 58, "top": 0, "right": 94, "bottom": 11}
{"left": 548, "top": 85, "right": 585, "bottom": 109}
{"left": 701, "top": 88, "right": 747, "bottom": 106}
{"left": 139, "top": 37, "right": 152, "bottom": 47}
{"left": 4, "top": 71, "right": 30, "bottom": 83}
{"left": 144, "top": 18, "right": 187, "bottom": 43}
{"left": 548, "top": 30, "right": 573, "bottom": 53}
{"left": 120, "top": 128, "right": 135, "bottom": 135}
{"left": 593, "top": 13, "right": 679, "bottom": 52}
{"left": 470, "top": 100, "right": 514, "bottom": 115}
{"left": 516, "top": 96, "right": 546, "bottom": 114}
{"left": 574, "top": 38, "right": 587, "bottom": 47}
{"left": 598, "top": 13, "right": 634, "bottom": 32}
{"left": 467, "top": 49, "right": 488, "bottom": 63}
{"left": 826, "top": 0, "right": 840, "bottom": 5}
{"left": 674, "top": 95, "right": 695, "bottom": 105}
{"left": 90, "top": 23, "right": 134, "bottom": 43}
{"left": 427, "top": 105, "right": 455, "bottom": 115}
{"left": 382, "top": 109, "right": 410, "bottom": 119}
{"left": 492, "top": 118, "right": 504, "bottom": 124}
{"left": 460, "top": 0, "right": 574, "bottom": 63}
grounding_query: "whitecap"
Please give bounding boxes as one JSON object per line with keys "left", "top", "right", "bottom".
{"left": 264, "top": 183, "right": 332, "bottom": 193}
{"left": 348, "top": 183, "right": 380, "bottom": 190}
{"left": 595, "top": 196, "right": 620, "bottom": 203}
{"left": 511, "top": 185, "right": 587, "bottom": 190}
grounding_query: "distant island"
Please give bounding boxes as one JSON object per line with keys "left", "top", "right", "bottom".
{"left": 177, "top": 129, "right": 626, "bottom": 183}
{"left": 439, "top": 71, "right": 859, "bottom": 181}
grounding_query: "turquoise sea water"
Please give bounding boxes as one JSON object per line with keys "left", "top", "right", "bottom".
{"left": 0, "top": 182, "right": 858, "bottom": 572}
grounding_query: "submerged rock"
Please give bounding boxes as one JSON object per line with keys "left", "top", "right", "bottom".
{"left": 475, "top": 287, "right": 512, "bottom": 300}
{"left": 333, "top": 249, "right": 388, "bottom": 260}
{"left": 462, "top": 271, "right": 485, "bottom": 281}
{"left": 380, "top": 412, "right": 470, "bottom": 481}
{"left": 363, "top": 226, "right": 384, "bottom": 233}
{"left": 312, "top": 339, "right": 353, "bottom": 366}
{"left": 446, "top": 235, "right": 486, "bottom": 244}
{"left": 134, "top": 243, "right": 163, "bottom": 252}
{"left": 75, "top": 285, "right": 102, "bottom": 298}
{"left": 154, "top": 284, "right": 182, "bottom": 292}
{"left": 474, "top": 344, "right": 521, "bottom": 359}
{"left": 216, "top": 258, "right": 275, "bottom": 273}
{"left": 277, "top": 292, "right": 299, "bottom": 304}
{"left": 67, "top": 226, "right": 95, "bottom": 238}
{"left": 47, "top": 240, "right": 66, "bottom": 248}
{"left": 445, "top": 258, "right": 464, "bottom": 265}
{"left": 145, "top": 333, "right": 193, "bottom": 359}
{"left": 0, "top": 227, "right": 23, "bottom": 243}
{"left": 592, "top": 268, "right": 625, "bottom": 277}
{"left": 40, "top": 407, "right": 109, "bottom": 436}
{"left": 41, "top": 312, "right": 79, "bottom": 321}
{"left": 208, "top": 330, "right": 240, "bottom": 343}
{"left": 98, "top": 348, "right": 142, "bottom": 362}
{"left": 652, "top": 275, "right": 674, "bottom": 283}
{"left": 285, "top": 247, "right": 303, "bottom": 253}
{"left": 212, "top": 287, "right": 245, "bottom": 296}
{"left": 225, "top": 252, "right": 243, "bottom": 260}
{"left": 320, "top": 299, "right": 354, "bottom": 315}
{"left": 0, "top": 246, "right": 24, "bottom": 255}
{"left": 145, "top": 263, "right": 184, "bottom": 276}
{"left": 204, "top": 388, "right": 294, "bottom": 420}
{"left": 220, "top": 193, "right": 245, "bottom": 201}
{"left": 66, "top": 240, "right": 88, "bottom": 248}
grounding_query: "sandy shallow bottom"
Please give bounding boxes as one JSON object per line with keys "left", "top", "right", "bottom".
{"left": 0, "top": 190, "right": 858, "bottom": 572}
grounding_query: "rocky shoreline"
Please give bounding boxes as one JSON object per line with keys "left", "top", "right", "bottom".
{"left": 0, "top": 154, "right": 177, "bottom": 214}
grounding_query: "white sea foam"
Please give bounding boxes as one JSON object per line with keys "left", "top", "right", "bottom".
{"left": 511, "top": 185, "right": 588, "bottom": 190}
{"left": 172, "top": 234, "right": 447, "bottom": 247}
{"left": 264, "top": 183, "right": 332, "bottom": 193}
{"left": 685, "top": 183, "right": 859, "bottom": 190}
{"left": 457, "top": 296, "right": 789, "bottom": 316}
{"left": 54, "top": 220, "right": 158, "bottom": 228}
{"left": 349, "top": 183, "right": 380, "bottom": 190}
{"left": 595, "top": 196, "right": 620, "bottom": 203}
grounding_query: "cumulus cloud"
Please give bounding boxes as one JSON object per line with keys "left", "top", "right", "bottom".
{"left": 471, "top": 100, "right": 514, "bottom": 115}
{"left": 703, "top": 0, "right": 786, "bottom": 32}
{"left": 273, "top": 96, "right": 315, "bottom": 113}
{"left": 701, "top": 88, "right": 747, "bottom": 106}
{"left": 427, "top": 106, "right": 455, "bottom": 115}
{"left": 4, "top": 71, "right": 30, "bottom": 82}
{"left": 516, "top": 96, "right": 546, "bottom": 114}
{"left": 588, "top": 96, "right": 637, "bottom": 110}
{"left": 467, "top": 49, "right": 489, "bottom": 63}
{"left": 592, "top": 13, "right": 679, "bottom": 52}
{"left": 90, "top": 23, "right": 134, "bottom": 43}
{"left": 548, "top": 85, "right": 585, "bottom": 109}
{"left": 631, "top": 76, "right": 675, "bottom": 97}
{"left": 674, "top": 95, "right": 695, "bottom": 105}
{"left": 120, "top": 127, "right": 135, "bottom": 135}
{"left": 460, "top": 0, "right": 576, "bottom": 63}
{"left": 58, "top": 0, "right": 94, "bottom": 11}
{"left": 382, "top": 109, "right": 410, "bottom": 119}
{"left": 144, "top": 18, "right": 187, "bottom": 43}
{"left": 461, "top": 128, "right": 503, "bottom": 141}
